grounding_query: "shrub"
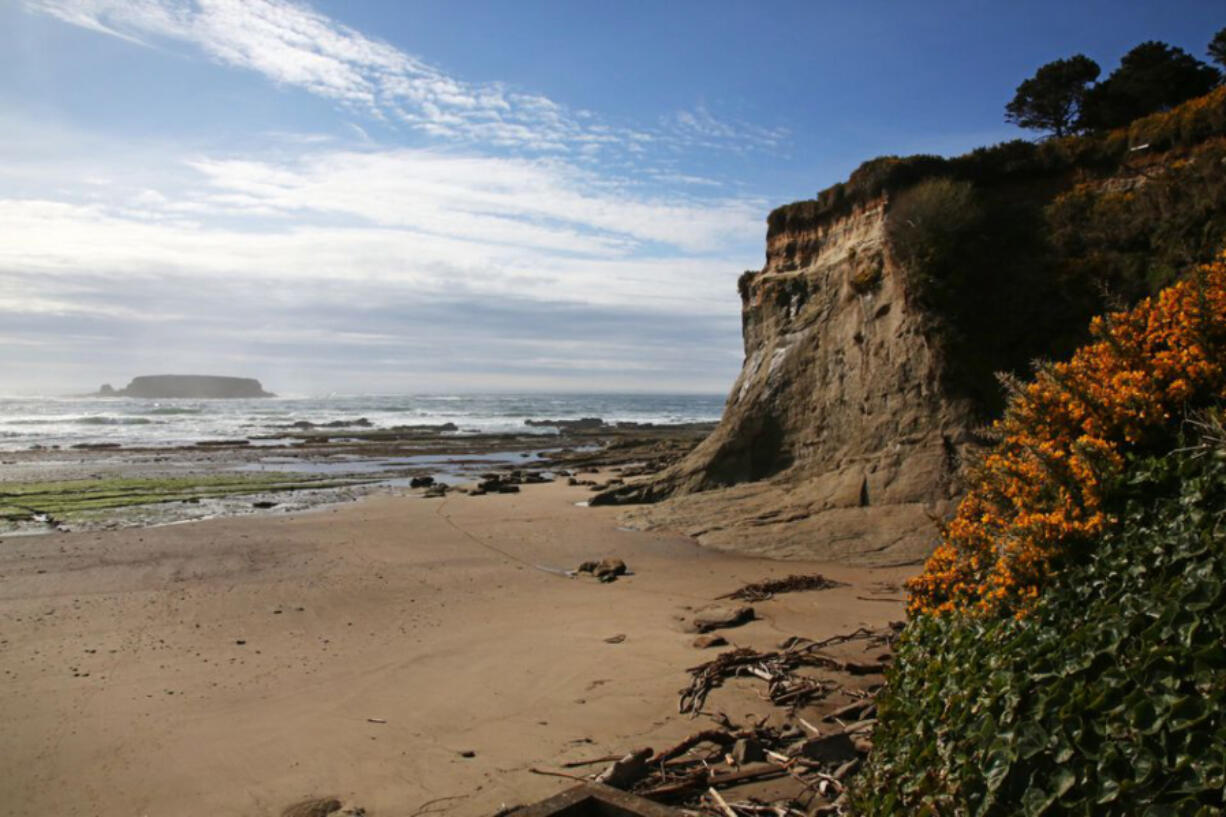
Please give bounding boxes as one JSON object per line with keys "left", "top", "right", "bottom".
{"left": 908, "top": 254, "right": 1226, "bottom": 617}
{"left": 885, "top": 178, "right": 983, "bottom": 277}
{"left": 854, "top": 438, "right": 1226, "bottom": 815}
{"left": 767, "top": 86, "right": 1226, "bottom": 240}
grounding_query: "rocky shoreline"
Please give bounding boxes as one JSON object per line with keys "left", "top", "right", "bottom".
{"left": 0, "top": 419, "right": 717, "bottom": 535}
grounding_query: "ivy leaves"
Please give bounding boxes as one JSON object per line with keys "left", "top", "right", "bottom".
{"left": 854, "top": 445, "right": 1226, "bottom": 816}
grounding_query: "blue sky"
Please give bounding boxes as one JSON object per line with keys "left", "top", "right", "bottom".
{"left": 2, "top": 1, "right": 1222, "bottom": 395}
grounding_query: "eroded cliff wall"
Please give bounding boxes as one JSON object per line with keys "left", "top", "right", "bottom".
{"left": 602, "top": 199, "right": 976, "bottom": 565}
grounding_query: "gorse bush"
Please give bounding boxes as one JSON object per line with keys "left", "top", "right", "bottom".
{"left": 856, "top": 255, "right": 1226, "bottom": 815}
{"left": 854, "top": 439, "right": 1226, "bottom": 816}
{"left": 908, "top": 254, "right": 1226, "bottom": 616}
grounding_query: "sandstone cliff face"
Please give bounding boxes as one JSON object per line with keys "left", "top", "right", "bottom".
{"left": 605, "top": 199, "right": 976, "bottom": 565}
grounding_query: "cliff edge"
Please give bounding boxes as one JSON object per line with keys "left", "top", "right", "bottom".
{"left": 598, "top": 87, "right": 1226, "bottom": 565}
{"left": 100, "top": 375, "right": 274, "bottom": 399}
{"left": 597, "top": 200, "right": 974, "bottom": 565}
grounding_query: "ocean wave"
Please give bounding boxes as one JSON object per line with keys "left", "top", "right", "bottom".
{"left": 4, "top": 416, "right": 159, "bottom": 426}
{"left": 144, "top": 407, "right": 204, "bottom": 415}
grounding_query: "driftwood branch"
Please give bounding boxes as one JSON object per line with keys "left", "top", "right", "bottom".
{"left": 716, "top": 574, "right": 845, "bottom": 603}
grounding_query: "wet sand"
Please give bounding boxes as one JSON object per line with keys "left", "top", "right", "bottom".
{"left": 0, "top": 478, "right": 909, "bottom": 816}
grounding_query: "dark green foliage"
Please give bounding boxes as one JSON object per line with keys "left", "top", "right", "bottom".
{"left": 768, "top": 69, "right": 1226, "bottom": 245}
{"left": 1046, "top": 140, "right": 1226, "bottom": 303}
{"left": 885, "top": 177, "right": 1090, "bottom": 415}
{"left": 767, "top": 88, "right": 1226, "bottom": 417}
{"left": 884, "top": 179, "right": 983, "bottom": 275}
{"left": 853, "top": 436, "right": 1226, "bottom": 816}
{"left": 1005, "top": 55, "right": 1101, "bottom": 137}
{"left": 1080, "top": 42, "right": 1221, "bottom": 131}
{"left": 1210, "top": 28, "right": 1226, "bottom": 70}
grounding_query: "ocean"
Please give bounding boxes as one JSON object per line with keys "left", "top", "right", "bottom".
{"left": 0, "top": 393, "right": 726, "bottom": 451}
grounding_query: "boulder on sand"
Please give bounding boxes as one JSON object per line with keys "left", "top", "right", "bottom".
{"left": 577, "top": 557, "right": 628, "bottom": 582}
{"left": 686, "top": 604, "right": 755, "bottom": 633}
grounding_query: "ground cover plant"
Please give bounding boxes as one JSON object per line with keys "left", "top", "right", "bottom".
{"left": 853, "top": 255, "right": 1226, "bottom": 814}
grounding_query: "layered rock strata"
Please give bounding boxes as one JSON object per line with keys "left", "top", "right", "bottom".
{"left": 598, "top": 200, "right": 976, "bottom": 565}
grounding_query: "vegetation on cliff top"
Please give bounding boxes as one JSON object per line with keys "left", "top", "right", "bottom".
{"left": 1006, "top": 39, "right": 1220, "bottom": 137}
{"left": 854, "top": 255, "right": 1226, "bottom": 814}
{"left": 766, "top": 84, "right": 1226, "bottom": 242}
{"left": 909, "top": 253, "right": 1226, "bottom": 616}
{"left": 768, "top": 84, "right": 1226, "bottom": 415}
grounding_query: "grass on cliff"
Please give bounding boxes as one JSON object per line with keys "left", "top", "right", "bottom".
{"left": 0, "top": 473, "right": 371, "bottom": 521}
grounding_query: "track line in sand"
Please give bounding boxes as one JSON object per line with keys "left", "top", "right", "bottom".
{"left": 432, "top": 497, "right": 570, "bottom": 576}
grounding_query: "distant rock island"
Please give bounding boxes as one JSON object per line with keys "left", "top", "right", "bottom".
{"left": 98, "top": 375, "right": 274, "bottom": 399}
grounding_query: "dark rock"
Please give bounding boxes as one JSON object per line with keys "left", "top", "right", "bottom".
{"left": 409, "top": 476, "right": 435, "bottom": 488}
{"left": 577, "top": 558, "right": 628, "bottom": 582}
{"left": 459, "top": 750, "right": 476, "bottom": 758}
{"left": 251, "top": 501, "right": 278, "bottom": 509}
{"left": 795, "top": 733, "right": 857, "bottom": 764}
{"left": 106, "top": 374, "right": 273, "bottom": 399}
{"left": 687, "top": 605, "right": 755, "bottom": 633}
{"left": 477, "top": 476, "right": 520, "bottom": 494}
{"left": 525, "top": 417, "right": 605, "bottom": 430}
{"left": 732, "top": 738, "right": 765, "bottom": 765}
{"left": 692, "top": 634, "right": 729, "bottom": 649}
{"left": 422, "top": 484, "right": 447, "bottom": 498}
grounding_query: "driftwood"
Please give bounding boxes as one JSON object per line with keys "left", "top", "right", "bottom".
{"left": 716, "top": 574, "right": 845, "bottom": 603}
{"left": 680, "top": 647, "right": 841, "bottom": 715}
{"left": 529, "top": 624, "right": 900, "bottom": 817}
{"left": 649, "top": 729, "right": 737, "bottom": 765}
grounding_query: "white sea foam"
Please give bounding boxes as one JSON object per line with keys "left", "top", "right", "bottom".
{"left": 0, "top": 393, "right": 724, "bottom": 451}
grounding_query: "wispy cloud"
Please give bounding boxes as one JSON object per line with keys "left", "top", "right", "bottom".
{"left": 28, "top": 0, "right": 786, "bottom": 158}
{"left": 8, "top": 0, "right": 779, "bottom": 392}
{"left": 667, "top": 104, "right": 790, "bottom": 154}
{"left": 0, "top": 136, "right": 762, "bottom": 390}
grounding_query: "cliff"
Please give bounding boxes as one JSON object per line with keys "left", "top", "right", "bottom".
{"left": 101, "top": 375, "right": 274, "bottom": 399}
{"left": 598, "top": 200, "right": 974, "bottom": 564}
{"left": 598, "top": 87, "right": 1226, "bottom": 565}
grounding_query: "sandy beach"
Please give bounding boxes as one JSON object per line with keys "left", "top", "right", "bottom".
{"left": 0, "top": 476, "right": 910, "bottom": 816}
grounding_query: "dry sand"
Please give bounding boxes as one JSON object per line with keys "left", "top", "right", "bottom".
{"left": 0, "top": 478, "right": 912, "bottom": 816}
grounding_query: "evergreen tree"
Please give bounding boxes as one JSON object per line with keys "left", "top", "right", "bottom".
{"left": 1209, "top": 27, "right": 1226, "bottom": 70}
{"left": 1004, "top": 55, "right": 1100, "bottom": 137}
{"left": 1080, "top": 41, "right": 1221, "bottom": 130}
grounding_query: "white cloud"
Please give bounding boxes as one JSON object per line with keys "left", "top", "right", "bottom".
{"left": 8, "top": 0, "right": 782, "bottom": 391}
{"left": 182, "top": 149, "right": 762, "bottom": 252}
{"left": 27, "top": 0, "right": 786, "bottom": 158}
{"left": 667, "top": 104, "right": 790, "bottom": 154}
{"left": 0, "top": 135, "right": 765, "bottom": 331}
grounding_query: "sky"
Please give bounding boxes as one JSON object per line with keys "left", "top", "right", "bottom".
{"left": 1, "top": 1, "right": 1222, "bottom": 396}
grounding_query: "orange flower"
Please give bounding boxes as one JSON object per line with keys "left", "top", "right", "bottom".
{"left": 907, "top": 252, "right": 1226, "bottom": 616}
